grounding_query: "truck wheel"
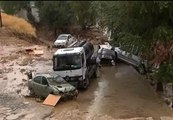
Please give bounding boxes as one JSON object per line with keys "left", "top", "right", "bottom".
{"left": 93, "top": 68, "right": 98, "bottom": 78}
{"left": 82, "top": 77, "right": 89, "bottom": 89}
{"left": 73, "top": 91, "right": 78, "bottom": 100}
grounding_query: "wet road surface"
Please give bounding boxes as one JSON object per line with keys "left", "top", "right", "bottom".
{"left": 53, "top": 63, "right": 173, "bottom": 119}
{"left": 1, "top": 42, "right": 173, "bottom": 119}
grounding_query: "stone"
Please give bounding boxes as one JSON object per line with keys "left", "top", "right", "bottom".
{"left": 16, "top": 89, "right": 21, "bottom": 94}
{"left": 9, "top": 63, "right": 14, "bottom": 66}
{"left": 0, "top": 69, "right": 3, "bottom": 74}
{"left": 23, "top": 102, "right": 29, "bottom": 105}
{"left": 22, "top": 78, "right": 27, "bottom": 82}
{"left": 6, "top": 114, "right": 19, "bottom": 120}
{"left": 146, "top": 117, "right": 154, "bottom": 120}
{"left": 3, "top": 77, "right": 7, "bottom": 80}
{"left": 20, "top": 69, "right": 26, "bottom": 73}
{"left": 160, "top": 116, "right": 173, "bottom": 120}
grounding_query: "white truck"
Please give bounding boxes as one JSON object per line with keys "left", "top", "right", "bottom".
{"left": 53, "top": 41, "right": 98, "bottom": 89}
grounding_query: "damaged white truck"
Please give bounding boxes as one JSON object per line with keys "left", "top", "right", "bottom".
{"left": 53, "top": 41, "right": 98, "bottom": 89}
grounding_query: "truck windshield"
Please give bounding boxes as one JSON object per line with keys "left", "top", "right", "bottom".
{"left": 53, "top": 54, "right": 82, "bottom": 70}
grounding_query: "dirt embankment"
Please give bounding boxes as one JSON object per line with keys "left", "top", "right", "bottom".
{"left": 0, "top": 26, "right": 57, "bottom": 119}
{"left": 1, "top": 12, "right": 36, "bottom": 37}
{"left": 37, "top": 25, "right": 108, "bottom": 47}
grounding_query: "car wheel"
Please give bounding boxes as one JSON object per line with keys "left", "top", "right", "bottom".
{"left": 28, "top": 87, "right": 35, "bottom": 96}
{"left": 82, "top": 76, "right": 89, "bottom": 89}
{"left": 92, "top": 67, "right": 99, "bottom": 78}
{"left": 114, "top": 52, "right": 118, "bottom": 61}
{"left": 73, "top": 94, "right": 78, "bottom": 100}
{"left": 65, "top": 42, "right": 68, "bottom": 47}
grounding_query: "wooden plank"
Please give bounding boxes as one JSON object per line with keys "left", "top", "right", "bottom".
{"left": 43, "top": 94, "right": 61, "bottom": 107}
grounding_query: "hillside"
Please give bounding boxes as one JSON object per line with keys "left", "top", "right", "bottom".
{"left": 1, "top": 12, "right": 36, "bottom": 37}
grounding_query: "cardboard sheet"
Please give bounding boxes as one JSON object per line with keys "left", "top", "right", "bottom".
{"left": 43, "top": 94, "right": 61, "bottom": 106}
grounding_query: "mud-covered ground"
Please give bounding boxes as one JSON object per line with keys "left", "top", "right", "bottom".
{"left": 0, "top": 35, "right": 173, "bottom": 120}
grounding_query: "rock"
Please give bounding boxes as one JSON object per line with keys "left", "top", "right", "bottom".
{"left": 160, "top": 116, "right": 173, "bottom": 120}
{"left": 3, "top": 77, "right": 7, "bottom": 80}
{"left": 6, "top": 113, "right": 24, "bottom": 120}
{"left": 6, "top": 109, "right": 12, "bottom": 113}
{"left": 20, "top": 69, "right": 26, "bottom": 73}
{"left": 9, "top": 63, "right": 14, "bottom": 66}
{"left": 24, "top": 113, "right": 35, "bottom": 119}
{"left": 19, "top": 83, "right": 24, "bottom": 86}
{"left": 16, "top": 89, "right": 21, "bottom": 94}
{"left": 146, "top": 117, "right": 154, "bottom": 120}
{"left": 0, "top": 69, "right": 3, "bottom": 74}
{"left": 4, "top": 68, "right": 13, "bottom": 73}
{"left": 35, "top": 98, "right": 42, "bottom": 102}
{"left": 23, "top": 102, "right": 29, "bottom": 105}
{"left": 1, "top": 59, "right": 7, "bottom": 63}
{"left": 22, "top": 78, "right": 27, "bottom": 82}
{"left": 17, "top": 57, "right": 32, "bottom": 66}
{"left": 0, "top": 116, "right": 5, "bottom": 120}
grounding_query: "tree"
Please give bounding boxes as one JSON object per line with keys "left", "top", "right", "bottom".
{"left": 0, "top": 1, "right": 36, "bottom": 24}
{"left": 70, "top": 1, "right": 97, "bottom": 30}
{"left": 100, "top": 1, "right": 173, "bottom": 59}
{"left": 0, "top": 1, "right": 28, "bottom": 14}
{"left": 99, "top": 1, "right": 173, "bottom": 85}
{"left": 38, "top": 1, "right": 76, "bottom": 36}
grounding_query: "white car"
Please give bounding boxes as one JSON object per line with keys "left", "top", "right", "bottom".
{"left": 97, "top": 46, "right": 116, "bottom": 65}
{"left": 99, "top": 42, "right": 148, "bottom": 74}
{"left": 54, "top": 34, "right": 75, "bottom": 48}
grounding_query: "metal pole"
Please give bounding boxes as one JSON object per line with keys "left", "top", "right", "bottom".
{"left": 0, "top": 9, "right": 2, "bottom": 28}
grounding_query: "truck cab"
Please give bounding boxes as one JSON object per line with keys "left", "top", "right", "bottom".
{"left": 53, "top": 41, "right": 98, "bottom": 89}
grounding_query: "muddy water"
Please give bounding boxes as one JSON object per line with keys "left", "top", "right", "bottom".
{"left": 53, "top": 63, "right": 173, "bottom": 119}
{"left": 1, "top": 42, "right": 173, "bottom": 119}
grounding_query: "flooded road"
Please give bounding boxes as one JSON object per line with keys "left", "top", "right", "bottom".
{"left": 53, "top": 63, "right": 173, "bottom": 120}
{"left": 1, "top": 39, "right": 173, "bottom": 119}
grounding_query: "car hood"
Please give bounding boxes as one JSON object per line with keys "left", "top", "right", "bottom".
{"left": 54, "top": 40, "right": 67, "bottom": 44}
{"left": 52, "top": 83, "right": 76, "bottom": 92}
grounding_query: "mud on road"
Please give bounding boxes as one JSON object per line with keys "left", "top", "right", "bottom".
{"left": 51, "top": 64, "right": 173, "bottom": 120}
{"left": 0, "top": 37, "right": 173, "bottom": 119}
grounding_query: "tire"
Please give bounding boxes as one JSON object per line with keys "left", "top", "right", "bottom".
{"left": 82, "top": 76, "right": 89, "bottom": 89}
{"left": 93, "top": 71, "right": 97, "bottom": 78}
{"left": 28, "top": 87, "right": 35, "bottom": 96}
{"left": 73, "top": 91, "right": 78, "bottom": 100}
{"left": 114, "top": 52, "right": 118, "bottom": 61}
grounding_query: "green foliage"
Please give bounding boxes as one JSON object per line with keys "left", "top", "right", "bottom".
{"left": 0, "top": 1, "right": 29, "bottom": 14}
{"left": 37, "top": 1, "right": 97, "bottom": 31}
{"left": 100, "top": 1, "right": 173, "bottom": 57}
{"left": 154, "top": 60, "right": 173, "bottom": 83}
{"left": 98, "top": 1, "right": 173, "bottom": 83}
{"left": 70, "top": 1, "right": 97, "bottom": 29}
{"left": 39, "top": 1, "right": 75, "bottom": 31}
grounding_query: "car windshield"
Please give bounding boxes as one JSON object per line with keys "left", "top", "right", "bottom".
{"left": 98, "top": 48, "right": 114, "bottom": 56}
{"left": 47, "top": 75, "right": 67, "bottom": 85}
{"left": 53, "top": 54, "right": 82, "bottom": 70}
{"left": 57, "top": 35, "right": 68, "bottom": 40}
